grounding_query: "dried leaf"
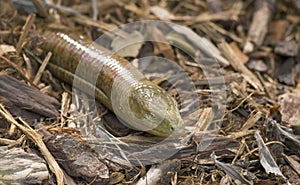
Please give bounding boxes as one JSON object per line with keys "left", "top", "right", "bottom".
{"left": 268, "top": 119, "right": 300, "bottom": 154}
{"left": 247, "top": 60, "right": 268, "bottom": 72}
{"left": 211, "top": 152, "right": 253, "bottom": 185}
{"left": 111, "top": 31, "right": 144, "bottom": 57}
{"left": 254, "top": 130, "right": 291, "bottom": 185}
{"left": 169, "top": 24, "right": 230, "bottom": 66}
{"left": 109, "top": 172, "right": 125, "bottom": 184}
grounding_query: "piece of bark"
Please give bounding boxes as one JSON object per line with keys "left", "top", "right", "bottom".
{"left": 11, "top": 0, "right": 79, "bottom": 16}
{"left": 274, "top": 41, "right": 299, "bottom": 57}
{"left": 173, "top": 133, "right": 239, "bottom": 164}
{"left": 230, "top": 111, "right": 262, "bottom": 139}
{"left": 193, "top": 107, "right": 213, "bottom": 132}
{"left": 278, "top": 92, "right": 300, "bottom": 134}
{"left": 45, "top": 132, "right": 109, "bottom": 184}
{"left": 244, "top": 0, "right": 276, "bottom": 53}
{"left": 32, "top": 0, "right": 49, "bottom": 18}
{"left": 16, "top": 13, "right": 35, "bottom": 54}
{"left": 194, "top": 73, "right": 242, "bottom": 86}
{"left": 0, "top": 147, "right": 49, "bottom": 185}
{"left": 103, "top": 111, "right": 133, "bottom": 136}
{"left": 124, "top": 137, "right": 186, "bottom": 165}
{"left": 33, "top": 52, "right": 52, "bottom": 85}
{"left": 0, "top": 44, "right": 16, "bottom": 56}
{"left": 192, "top": 133, "right": 240, "bottom": 160}
{"left": 150, "top": 6, "right": 175, "bottom": 20}
{"left": 0, "top": 75, "right": 59, "bottom": 123}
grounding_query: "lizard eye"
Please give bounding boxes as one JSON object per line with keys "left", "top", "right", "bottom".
{"left": 170, "top": 126, "right": 174, "bottom": 131}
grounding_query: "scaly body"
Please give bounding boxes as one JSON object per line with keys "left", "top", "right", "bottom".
{"left": 41, "top": 32, "right": 184, "bottom": 137}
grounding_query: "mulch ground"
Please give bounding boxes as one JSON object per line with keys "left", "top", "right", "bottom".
{"left": 0, "top": 0, "right": 300, "bottom": 184}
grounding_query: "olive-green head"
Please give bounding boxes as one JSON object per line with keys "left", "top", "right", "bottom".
{"left": 116, "top": 80, "right": 184, "bottom": 137}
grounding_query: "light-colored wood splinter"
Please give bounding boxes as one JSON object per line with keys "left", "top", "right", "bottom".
{"left": 218, "top": 41, "right": 263, "bottom": 91}
{"left": 33, "top": 52, "right": 52, "bottom": 85}
{"left": 16, "top": 13, "right": 36, "bottom": 54}
{"left": 243, "top": 0, "right": 276, "bottom": 53}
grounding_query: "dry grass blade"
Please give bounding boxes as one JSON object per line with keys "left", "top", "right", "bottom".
{"left": 254, "top": 130, "right": 291, "bottom": 185}
{"left": 0, "top": 137, "right": 18, "bottom": 145}
{"left": 0, "top": 104, "right": 65, "bottom": 185}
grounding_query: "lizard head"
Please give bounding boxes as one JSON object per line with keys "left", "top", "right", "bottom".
{"left": 114, "top": 79, "right": 184, "bottom": 137}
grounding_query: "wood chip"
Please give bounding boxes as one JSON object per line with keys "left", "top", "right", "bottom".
{"left": 45, "top": 133, "right": 109, "bottom": 184}
{"left": 265, "top": 20, "right": 289, "bottom": 42}
{"left": 229, "top": 42, "right": 249, "bottom": 64}
{"left": 244, "top": 0, "right": 276, "bottom": 53}
{"left": 218, "top": 40, "right": 263, "bottom": 91}
{"left": 0, "top": 45, "right": 16, "bottom": 56}
{"left": 0, "top": 75, "right": 59, "bottom": 120}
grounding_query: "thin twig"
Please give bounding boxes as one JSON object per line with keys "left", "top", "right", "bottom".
{"left": 16, "top": 13, "right": 36, "bottom": 54}
{"left": 0, "top": 104, "right": 65, "bottom": 185}
{"left": 0, "top": 55, "right": 37, "bottom": 88}
{"left": 32, "top": 0, "right": 49, "bottom": 17}
{"left": 33, "top": 52, "right": 52, "bottom": 85}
